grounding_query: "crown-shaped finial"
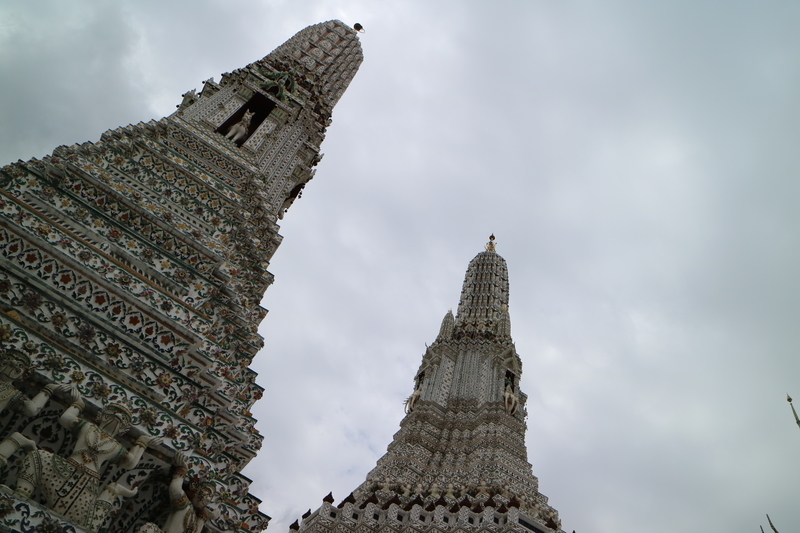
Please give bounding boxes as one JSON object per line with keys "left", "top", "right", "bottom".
{"left": 485, "top": 234, "right": 496, "bottom": 253}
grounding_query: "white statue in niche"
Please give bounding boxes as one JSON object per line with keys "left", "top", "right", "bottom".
{"left": 404, "top": 372, "right": 424, "bottom": 414}
{"left": 503, "top": 376, "right": 518, "bottom": 415}
{"left": 224, "top": 110, "right": 255, "bottom": 144}
{"left": 7, "top": 386, "right": 161, "bottom": 529}
{"left": 136, "top": 452, "right": 219, "bottom": 533}
{"left": 403, "top": 388, "right": 420, "bottom": 414}
{"left": 0, "top": 349, "right": 59, "bottom": 417}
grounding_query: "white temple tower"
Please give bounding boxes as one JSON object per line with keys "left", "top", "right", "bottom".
{"left": 294, "top": 237, "right": 564, "bottom": 533}
{"left": 0, "top": 20, "right": 362, "bottom": 533}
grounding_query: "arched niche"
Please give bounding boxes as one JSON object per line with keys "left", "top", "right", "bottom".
{"left": 216, "top": 92, "right": 276, "bottom": 147}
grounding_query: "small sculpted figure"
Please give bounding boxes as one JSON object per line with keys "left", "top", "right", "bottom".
{"left": 259, "top": 67, "right": 297, "bottom": 101}
{"left": 403, "top": 389, "right": 420, "bottom": 414}
{"left": 224, "top": 110, "right": 255, "bottom": 144}
{"left": 11, "top": 386, "right": 161, "bottom": 529}
{"left": 137, "top": 452, "right": 219, "bottom": 533}
{"left": 0, "top": 349, "right": 58, "bottom": 417}
{"left": 403, "top": 373, "right": 423, "bottom": 414}
{"left": 503, "top": 376, "right": 518, "bottom": 415}
{"left": 88, "top": 478, "right": 139, "bottom": 531}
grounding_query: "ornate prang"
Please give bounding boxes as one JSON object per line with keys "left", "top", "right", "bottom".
{"left": 296, "top": 242, "right": 565, "bottom": 533}
{"left": 0, "top": 19, "right": 362, "bottom": 533}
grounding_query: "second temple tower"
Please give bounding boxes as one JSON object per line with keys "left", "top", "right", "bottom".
{"left": 294, "top": 237, "right": 564, "bottom": 533}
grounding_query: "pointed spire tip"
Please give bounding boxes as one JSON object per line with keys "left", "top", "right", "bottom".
{"left": 485, "top": 234, "right": 496, "bottom": 253}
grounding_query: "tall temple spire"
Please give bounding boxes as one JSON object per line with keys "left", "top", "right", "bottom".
{"left": 453, "top": 235, "right": 511, "bottom": 340}
{"left": 0, "top": 20, "right": 361, "bottom": 533}
{"left": 296, "top": 239, "right": 565, "bottom": 533}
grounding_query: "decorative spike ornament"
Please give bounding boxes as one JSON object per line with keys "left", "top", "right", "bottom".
{"left": 789, "top": 393, "right": 800, "bottom": 429}
{"left": 497, "top": 303, "right": 512, "bottom": 338}
{"left": 767, "top": 514, "right": 780, "bottom": 533}
{"left": 437, "top": 309, "right": 455, "bottom": 340}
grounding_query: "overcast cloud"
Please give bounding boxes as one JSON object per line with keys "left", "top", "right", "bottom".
{"left": 2, "top": 2, "right": 800, "bottom": 532}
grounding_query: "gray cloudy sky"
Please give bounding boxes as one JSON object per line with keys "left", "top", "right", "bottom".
{"left": 2, "top": 1, "right": 800, "bottom": 532}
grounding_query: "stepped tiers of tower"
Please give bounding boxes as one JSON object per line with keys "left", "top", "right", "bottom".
{"left": 0, "top": 20, "right": 361, "bottom": 533}
{"left": 294, "top": 242, "right": 565, "bottom": 533}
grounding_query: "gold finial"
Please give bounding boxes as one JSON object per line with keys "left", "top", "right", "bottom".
{"left": 485, "top": 234, "right": 496, "bottom": 253}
